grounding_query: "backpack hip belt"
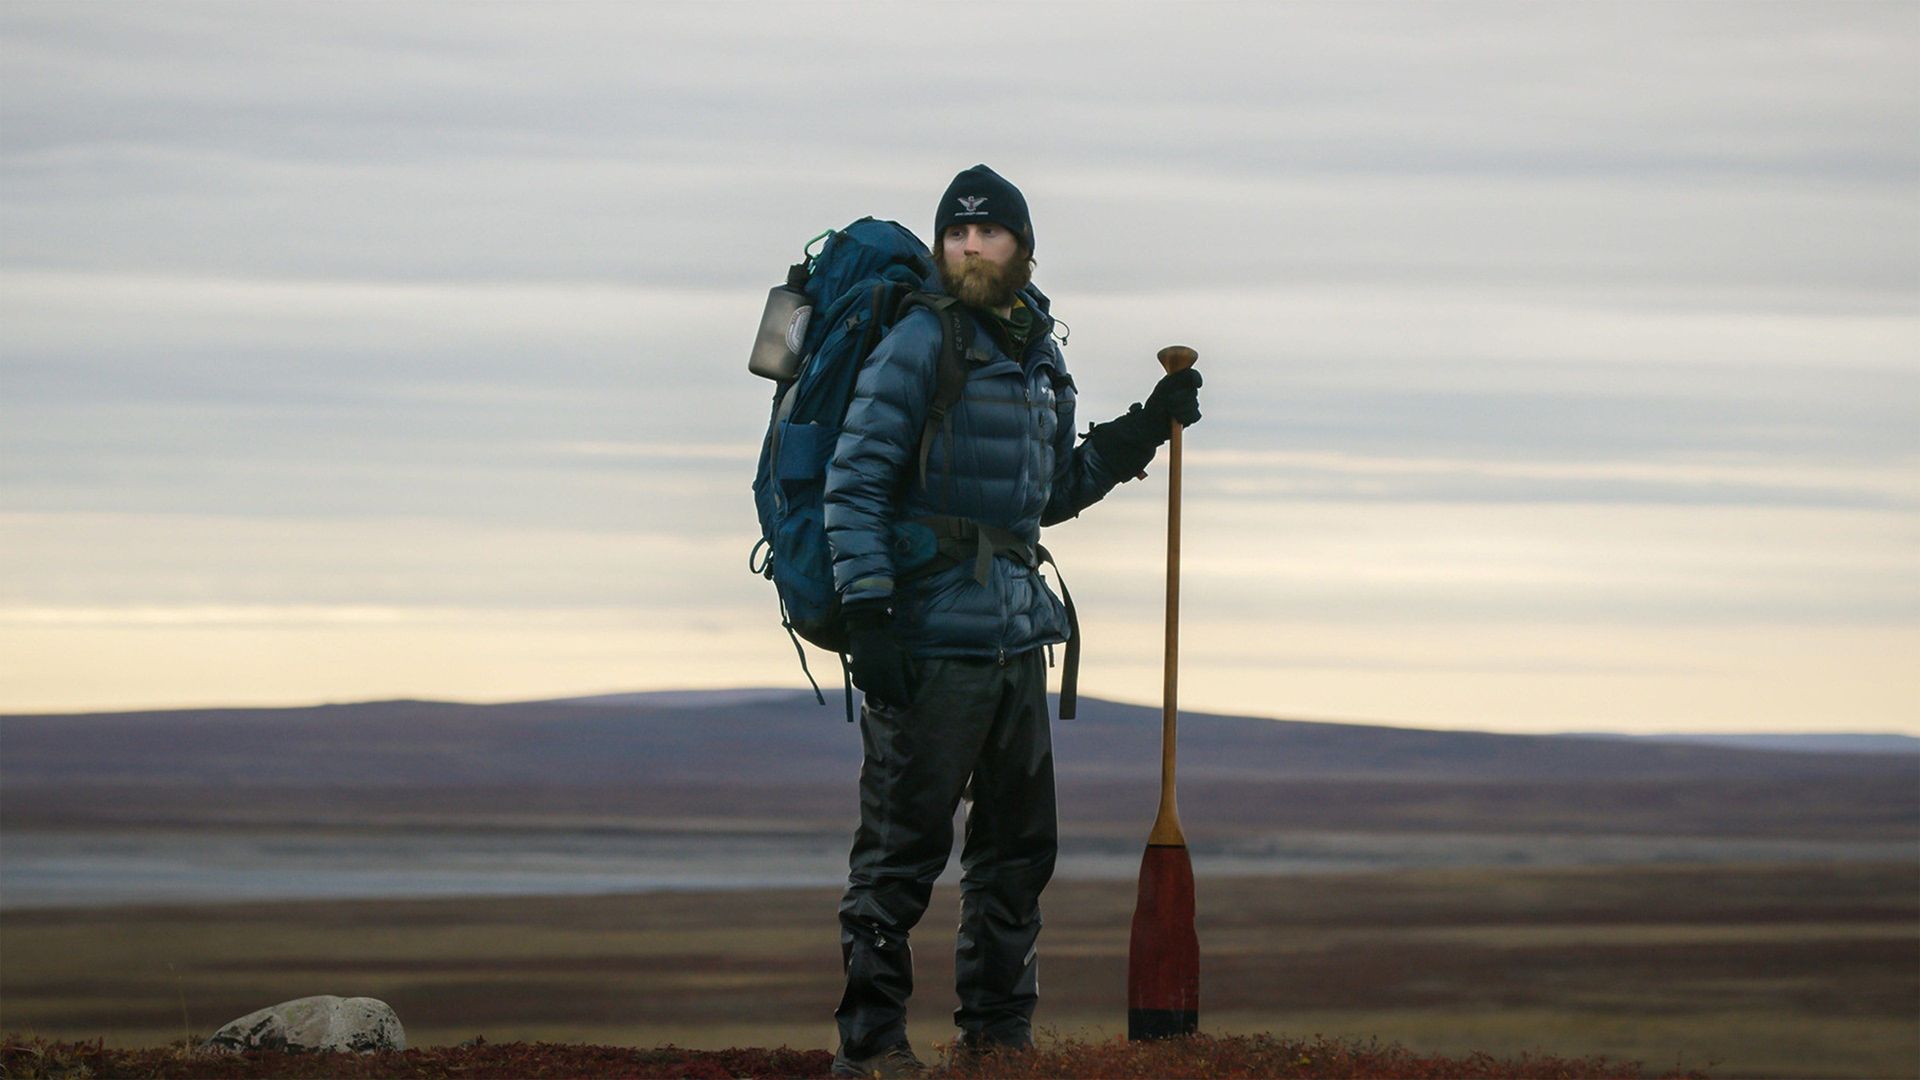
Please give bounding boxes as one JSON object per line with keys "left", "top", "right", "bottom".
{"left": 898, "top": 513, "right": 1080, "bottom": 720}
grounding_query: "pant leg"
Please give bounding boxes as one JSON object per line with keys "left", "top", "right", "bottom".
{"left": 835, "top": 656, "right": 1000, "bottom": 1057}
{"left": 953, "top": 648, "right": 1058, "bottom": 1042}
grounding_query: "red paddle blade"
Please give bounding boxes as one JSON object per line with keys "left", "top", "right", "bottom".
{"left": 1126, "top": 842, "right": 1199, "bottom": 1039}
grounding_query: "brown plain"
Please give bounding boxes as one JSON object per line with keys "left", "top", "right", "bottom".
{"left": 3, "top": 861, "right": 1914, "bottom": 1080}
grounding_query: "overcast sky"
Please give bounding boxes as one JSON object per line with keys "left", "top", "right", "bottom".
{"left": 3, "top": 2, "right": 1915, "bottom": 732}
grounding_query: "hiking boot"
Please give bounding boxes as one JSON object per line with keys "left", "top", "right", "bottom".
{"left": 832, "top": 1039, "right": 929, "bottom": 1079}
{"left": 943, "top": 1030, "right": 1035, "bottom": 1071}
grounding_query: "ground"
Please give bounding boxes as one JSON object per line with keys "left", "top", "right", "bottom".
{"left": 3, "top": 862, "right": 1914, "bottom": 1079}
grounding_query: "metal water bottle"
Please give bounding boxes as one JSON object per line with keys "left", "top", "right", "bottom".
{"left": 748, "top": 262, "right": 812, "bottom": 381}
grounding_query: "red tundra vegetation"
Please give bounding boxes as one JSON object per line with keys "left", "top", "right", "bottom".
{"left": 2, "top": 1031, "right": 1708, "bottom": 1079}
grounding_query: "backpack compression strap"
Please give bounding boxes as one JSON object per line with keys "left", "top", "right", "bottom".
{"left": 1037, "top": 543, "right": 1080, "bottom": 720}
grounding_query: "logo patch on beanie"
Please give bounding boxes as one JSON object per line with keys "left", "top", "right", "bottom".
{"left": 956, "top": 195, "right": 988, "bottom": 214}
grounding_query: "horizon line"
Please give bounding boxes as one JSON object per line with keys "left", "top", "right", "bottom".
{"left": 4, "top": 686, "right": 1916, "bottom": 742}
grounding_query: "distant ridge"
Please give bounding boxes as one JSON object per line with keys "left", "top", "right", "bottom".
{"left": 4, "top": 688, "right": 1916, "bottom": 841}
{"left": 527, "top": 688, "right": 816, "bottom": 709}
{"left": 539, "top": 691, "right": 1920, "bottom": 754}
{"left": 538, "top": 691, "right": 1920, "bottom": 751}
{"left": 1563, "top": 732, "right": 1920, "bottom": 755}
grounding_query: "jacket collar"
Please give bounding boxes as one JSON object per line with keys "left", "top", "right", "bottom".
{"left": 941, "top": 281, "right": 1058, "bottom": 368}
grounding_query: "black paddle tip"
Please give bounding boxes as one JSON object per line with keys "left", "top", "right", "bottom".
{"left": 1127, "top": 1008, "right": 1199, "bottom": 1040}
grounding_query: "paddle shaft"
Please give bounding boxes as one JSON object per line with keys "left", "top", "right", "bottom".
{"left": 1149, "top": 346, "right": 1193, "bottom": 846}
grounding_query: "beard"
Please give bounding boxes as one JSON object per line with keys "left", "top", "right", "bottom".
{"left": 936, "top": 248, "right": 1032, "bottom": 311}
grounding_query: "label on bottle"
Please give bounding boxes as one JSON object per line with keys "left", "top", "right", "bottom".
{"left": 785, "top": 306, "right": 812, "bottom": 355}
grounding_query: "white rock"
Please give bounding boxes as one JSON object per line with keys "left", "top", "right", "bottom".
{"left": 203, "top": 994, "right": 405, "bottom": 1055}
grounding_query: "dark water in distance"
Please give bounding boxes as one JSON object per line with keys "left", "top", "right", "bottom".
{"left": 4, "top": 827, "right": 1910, "bottom": 910}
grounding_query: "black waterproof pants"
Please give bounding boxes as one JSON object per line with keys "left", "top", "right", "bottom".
{"left": 833, "top": 648, "right": 1058, "bottom": 1057}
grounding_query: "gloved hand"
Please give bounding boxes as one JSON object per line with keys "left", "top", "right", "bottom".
{"left": 1143, "top": 366, "right": 1203, "bottom": 429}
{"left": 1084, "top": 367, "right": 1203, "bottom": 480}
{"left": 842, "top": 600, "right": 914, "bottom": 709}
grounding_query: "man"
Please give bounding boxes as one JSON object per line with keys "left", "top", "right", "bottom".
{"left": 823, "top": 164, "right": 1202, "bottom": 1078}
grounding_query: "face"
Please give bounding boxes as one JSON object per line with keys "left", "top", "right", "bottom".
{"left": 942, "top": 221, "right": 1020, "bottom": 266}
{"left": 937, "top": 222, "right": 1031, "bottom": 311}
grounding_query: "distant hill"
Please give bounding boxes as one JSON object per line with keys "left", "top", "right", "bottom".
{"left": 4, "top": 690, "right": 1915, "bottom": 841}
{"left": 528, "top": 688, "right": 811, "bottom": 709}
{"left": 1564, "top": 731, "right": 1920, "bottom": 755}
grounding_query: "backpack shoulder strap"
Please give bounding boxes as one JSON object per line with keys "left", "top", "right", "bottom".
{"left": 899, "top": 292, "right": 974, "bottom": 495}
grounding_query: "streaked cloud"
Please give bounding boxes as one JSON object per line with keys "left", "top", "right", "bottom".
{"left": 2, "top": 1, "right": 1914, "bottom": 730}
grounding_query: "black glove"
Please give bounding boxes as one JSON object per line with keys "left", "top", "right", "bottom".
{"left": 841, "top": 600, "right": 914, "bottom": 708}
{"left": 1083, "top": 367, "right": 1203, "bottom": 480}
{"left": 1144, "top": 366, "right": 1203, "bottom": 428}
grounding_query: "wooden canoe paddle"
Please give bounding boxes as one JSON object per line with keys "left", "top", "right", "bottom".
{"left": 1126, "top": 344, "right": 1200, "bottom": 1040}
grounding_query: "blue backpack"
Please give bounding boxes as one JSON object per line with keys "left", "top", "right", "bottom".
{"left": 748, "top": 218, "right": 973, "bottom": 715}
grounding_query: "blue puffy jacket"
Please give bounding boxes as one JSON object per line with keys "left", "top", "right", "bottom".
{"left": 824, "top": 283, "right": 1132, "bottom": 661}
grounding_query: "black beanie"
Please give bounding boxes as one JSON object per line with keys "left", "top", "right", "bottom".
{"left": 934, "top": 164, "right": 1034, "bottom": 254}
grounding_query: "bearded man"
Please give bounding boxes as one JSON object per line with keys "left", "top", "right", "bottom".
{"left": 822, "top": 164, "right": 1203, "bottom": 1078}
